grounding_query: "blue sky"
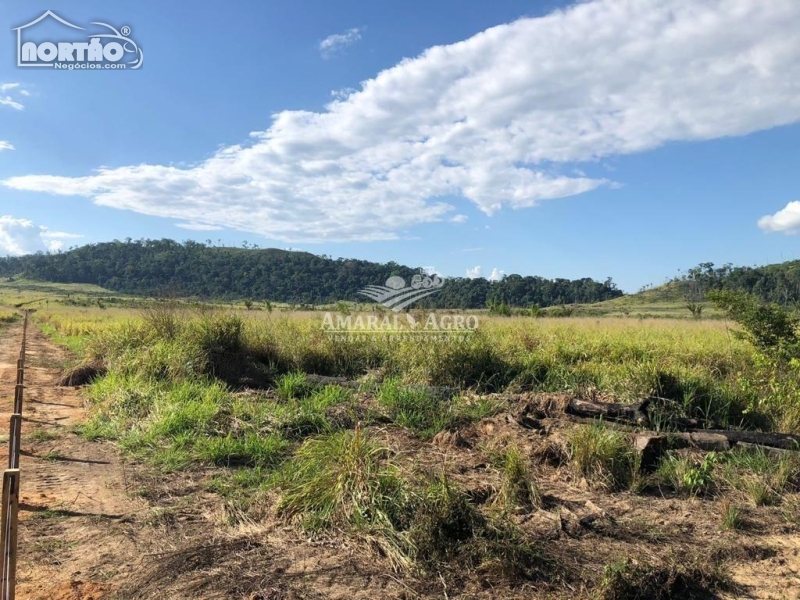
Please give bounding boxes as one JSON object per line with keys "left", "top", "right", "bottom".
{"left": 1, "top": 0, "right": 799, "bottom": 292}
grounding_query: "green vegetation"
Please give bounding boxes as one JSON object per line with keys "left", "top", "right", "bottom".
{"left": 495, "top": 445, "right": 541, "bottom": 513}
{"left": 720, "top": 500, "right": 744, "bottom": 531}
{"left": 718, "top": 447, "right": 800, "bottom": 507}
{"left": 567, "top": 422, "right": 635, "bottom": 490}
{"left": 18, "top": 287, "right": 800, "bottom": 594}
{"left": 0, "top": 239, "right": 622, "bottom": 306}
{"left": 597, "top": 557, "right": 728, "bottom": 600}
{"left": 275, "top": 428, "right": 415, "bottom": 568}
{"left": 655, "top": 452, "right": 719, "bottom": 496}
{"left": 675, "top": 260, "right": 800, "bottom": 306}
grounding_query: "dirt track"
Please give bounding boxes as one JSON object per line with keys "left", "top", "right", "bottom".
{"left": 0, "top": 322, "right": 144, "bottom": 600}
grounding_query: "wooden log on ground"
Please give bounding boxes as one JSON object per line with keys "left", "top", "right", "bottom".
{"left": 633, "top": 432, "right": 730, "bottom": 472}
{"left": 673, "top": 431, "right": 732, "bottom": 452}
{"left": 565, "top": 398, "right": 650, "bottom": 427}
{"left": 695, "top": 429, "right": 800, "bottom": 451}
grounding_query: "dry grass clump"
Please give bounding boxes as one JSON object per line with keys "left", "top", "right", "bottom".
{"left": 597, "top": 556, "right": 729, "bottom": 600}
{"left": 566, "top": 422, "right": 635, "bottom": 490}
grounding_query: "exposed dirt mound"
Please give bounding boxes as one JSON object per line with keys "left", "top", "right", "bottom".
{"left": 49, "top": 580, "right": 111, "bottom": 600}
{"left": 58, "top": 362, "right": 107, "bottom": 386}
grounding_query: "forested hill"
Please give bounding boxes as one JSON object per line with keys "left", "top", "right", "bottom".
{"left": 0, "top": 239, "right": 622, "bottom": 307}
{"left": 674, "top": 261, "right": 800, "bottom": 305}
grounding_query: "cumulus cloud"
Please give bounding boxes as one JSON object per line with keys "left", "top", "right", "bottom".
{"left": 758, "top": 202, "right": 800, "bottom": 234}
{"left": 319, "top": 28, "right": 362, "bottom": 58}
{"left": 5, "top": 0, "right": 800, "bottom": 242}
{"left": 466, "top": 266, "right": 482, "bottom": 279}
{"left": 488, "top": 268, "right": 506, "bottom": 282}
{"left": 0, "top": 142, "right": 14, "bottom": 152}
{"left": 0, "top": 216, "right": 82, "bottom": 256}
{"left": 466, "top": 265, "right": 506, "bottom": 280}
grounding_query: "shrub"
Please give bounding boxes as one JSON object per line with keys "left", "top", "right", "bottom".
{"left": 655, "top": 452, "right": 718, "bottom": 496}
{"left": 708, "top": 290, "right": 800, "bottom": 359}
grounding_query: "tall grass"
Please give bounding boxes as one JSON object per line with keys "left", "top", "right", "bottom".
{"left": 567, "top": 422, "right": 635, "bottom": 490}
{"left": 34, "top": 303, "right": 800, "bottom": 435}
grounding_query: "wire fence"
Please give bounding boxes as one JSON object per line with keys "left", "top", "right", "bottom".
{"left": 1, "top": 312, "right": 28, "bottom": 600}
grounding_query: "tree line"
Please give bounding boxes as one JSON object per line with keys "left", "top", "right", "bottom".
{"left": 0, "top": 239, "right": 623, "bottom": 308}
{"left": 675, "top": 261, "right": 800, "bottom": 306}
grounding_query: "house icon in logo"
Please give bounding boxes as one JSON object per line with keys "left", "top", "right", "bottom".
{"left": 12, "top": 11, "right": 85, "bottom": 68}
{"left": 12, "top": 10, "right": 143, "bottom": 69}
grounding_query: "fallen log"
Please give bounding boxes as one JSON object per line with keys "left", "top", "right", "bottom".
{"left": 634, "top": 432, "right": 731, "bottom": 472}
{"left": 565, "top": 398, "right": 650, "bottom": 427}
{"left": 694, "top": 429, "right": 800, "bottom": 451}
{"left": 633, "top": 429, "right": 799, "bottom": 473}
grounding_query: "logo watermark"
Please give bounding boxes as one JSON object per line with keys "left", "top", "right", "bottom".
{"left": 357, "top": 270, "right": 444, "bottom": 312}
{"left": 323, "top": 271, "right": 478, "bottom": 342}
{"left": 13, "top": 11, "right": 143, "bottom": 70}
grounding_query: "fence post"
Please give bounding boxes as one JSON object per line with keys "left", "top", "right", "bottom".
{"left": 6, "top": 418, "right": 20, "bottom": 472}
{"left": 0, "top": 469, "right": 20, "bottom": 600}
{"left": 11, "top": 388, "right": 21, "bottom": 418}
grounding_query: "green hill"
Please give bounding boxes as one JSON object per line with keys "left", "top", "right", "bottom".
{"left": 0, "top": 239, "right": 622, "bottom": 308}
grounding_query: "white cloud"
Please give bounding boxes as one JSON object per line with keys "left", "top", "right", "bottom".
{"left": 0, "top": 142, "right": 14, "bottom": 152}
{"left": 0, "top": 216, "right": 82, "bottom": 256}
{"left": 451, "top": 214, "right": 468, "bottom": 223}
{"left": 467, "top": 265, "right": 505, "bottom": 280}
{"left": 319, "top": 28, "right": 362, "bottom": 58}
{"left": 5, "top": 1, "right": 800, "bottom": 242}
{"left": 0, "top": 83, "right": 28, "bottom": 110}
{"left": 175, "top": 222, "right": 224, "bottom": 231}
{"left": 488, "top": 268, "right": 506, "bottom": 282}
{"left": 0, "top": 97, "right": 23, "bottom": 111}
{"left": 758, "top": 201, "right": 800, "bottom": 234}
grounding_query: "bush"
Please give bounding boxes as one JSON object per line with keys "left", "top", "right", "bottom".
{"left": 708, "top": 290, "right": 800, "bottom": 359}
{"left": 655, "top": 452, "right": 718, "bottom": 496}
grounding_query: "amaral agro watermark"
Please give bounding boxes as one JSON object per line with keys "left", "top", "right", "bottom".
{"left": 322, "top": 270, "right": 479, "bottom": 342}
{"left": 13, "top": 11, "right": 143, "bottom": 70}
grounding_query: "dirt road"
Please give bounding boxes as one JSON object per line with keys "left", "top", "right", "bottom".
{"left": 0, "top": 322, "right": 144, "bottom": 600}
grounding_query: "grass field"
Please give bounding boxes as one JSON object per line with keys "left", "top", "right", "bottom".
{"left": 6, "top": 283, "right": 800, "bottom": 597}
